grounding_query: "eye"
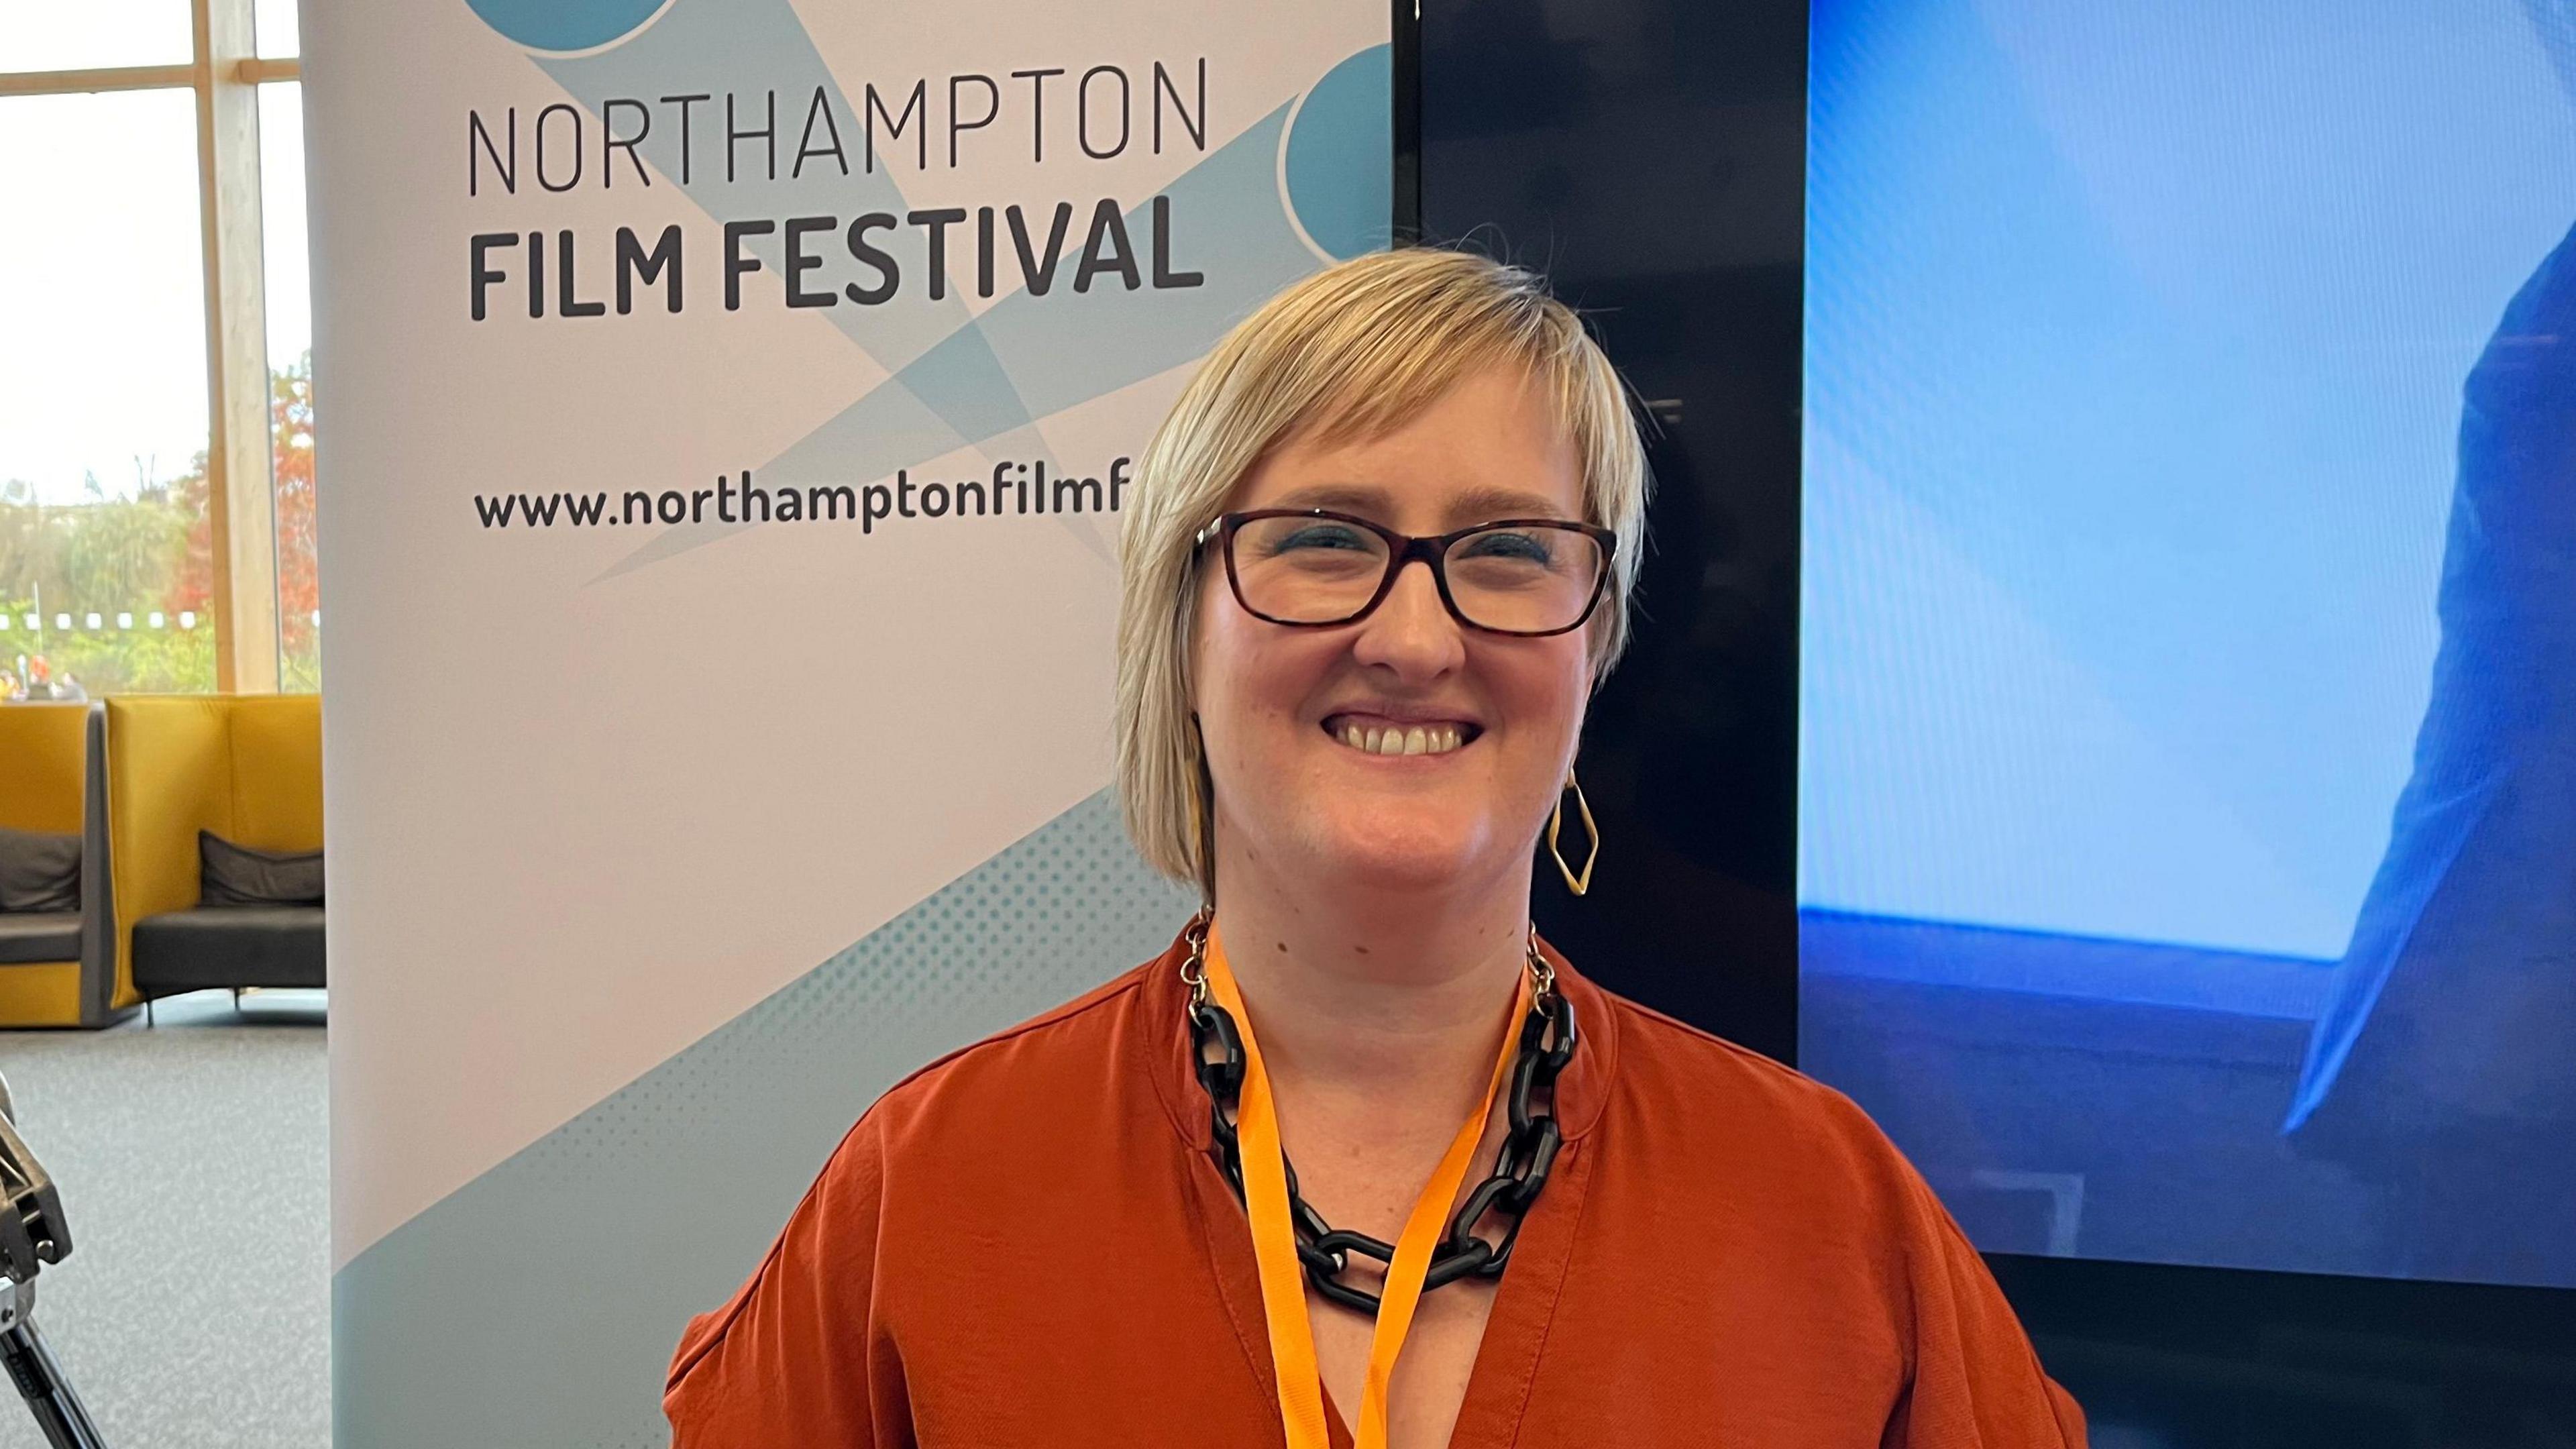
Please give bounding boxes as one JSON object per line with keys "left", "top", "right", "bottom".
{"left": 1263, "top": 522, "right": 1375, "bottom": 555}
{"left": 1456, "top": 529, "right": 1560, "bottom": 566}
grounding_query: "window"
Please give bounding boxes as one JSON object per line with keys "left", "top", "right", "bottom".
{"left": 260, "top": 78, "right": 317, "bottom": 690}
{"left": 0, "top": 0, "right": 312, "bottom": 700}
{"left": 0, "top": 89, "right": 214, "bottom": 694}
{"left": 0, "top": 1, "right": 193, "bottom": 72}
{"left": 254, "top": 0, "right": 299, "bottom": 59}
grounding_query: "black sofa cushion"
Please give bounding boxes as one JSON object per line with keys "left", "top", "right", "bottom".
{"left": 0, "top": 912, "right": 81, "bottom": 966}
{"left": 0, "top": 827, "right": 80, "bottom": 913}
{"left": 199, "top": 832, "right": 323, "bottom": 907}
{"left": 131, "top": 906, "right": 326, "bottom": 994}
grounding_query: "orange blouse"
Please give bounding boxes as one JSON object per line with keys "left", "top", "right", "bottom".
{"left": 665, "top": 934, "right": 2088, "bottom": 1448}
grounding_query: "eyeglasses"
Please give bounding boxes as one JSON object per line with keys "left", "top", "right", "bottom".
{"left": 1195, "top": 508, "right": 1616, "bottom": 637}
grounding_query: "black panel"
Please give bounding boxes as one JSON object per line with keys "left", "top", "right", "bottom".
{"left": 1415, "top": 3, "right": 2576, "bottom": 1444}
{"left": 1993, "top": 1256, "right": 2576, "bottom": 1449}
{"left": 1419, "top": 0, "right": 1807, "bottom": 1065}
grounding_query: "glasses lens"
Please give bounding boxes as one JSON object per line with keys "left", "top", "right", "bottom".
{"left": 1442, "top": 524, "right": 1604, "bottom": 633}
{"left": 1230, "top": 514, "right": 1395, "bottom": 623}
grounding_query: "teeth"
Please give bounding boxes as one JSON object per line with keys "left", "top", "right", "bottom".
{"left": 1334, "top": 721, "right": 1468, "bottom": 756}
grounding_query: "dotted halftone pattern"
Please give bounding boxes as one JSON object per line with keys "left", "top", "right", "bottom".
{"left": 335, "top": 790, "right": 1197, "bottom": 1449}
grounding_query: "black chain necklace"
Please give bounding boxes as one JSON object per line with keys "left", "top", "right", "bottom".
{"left": 1181, "top": 920, "right": 1579, "bottom": 1318}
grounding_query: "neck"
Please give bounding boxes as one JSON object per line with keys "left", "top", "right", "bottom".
{"left": 1210, "top": 842, "right": 1530, "bottom": 1121}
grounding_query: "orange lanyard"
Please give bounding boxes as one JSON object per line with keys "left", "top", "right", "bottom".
{"left": 1203, "top": 922, "right": 1530, "bottom": 1449}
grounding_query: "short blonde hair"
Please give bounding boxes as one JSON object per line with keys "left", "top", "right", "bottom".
{"left": 1114, "top": 248, "right": 1650, "bottom": 890}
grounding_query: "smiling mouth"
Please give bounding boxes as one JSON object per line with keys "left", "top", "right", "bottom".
{"left": 1322, "top": 715, "right": 1480, "bottom": 757}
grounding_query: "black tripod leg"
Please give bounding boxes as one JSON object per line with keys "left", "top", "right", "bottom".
{"left": 1, "top": 1322, "right": 108, "bottom": 1449}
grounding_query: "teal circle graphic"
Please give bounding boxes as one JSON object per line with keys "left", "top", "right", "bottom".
{"left": 464, "top": 0, "right": 665, "bottom": 52}
{"left": 1283, "top": 45, "right": 1394, "bottom": 261}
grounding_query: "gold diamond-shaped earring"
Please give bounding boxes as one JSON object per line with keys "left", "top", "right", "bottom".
{"left": 1547, "top": 769, "right": 1599, "bottom": 896}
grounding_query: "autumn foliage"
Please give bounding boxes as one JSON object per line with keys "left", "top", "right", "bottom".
{"left": 166, "top": 354, "right": 319, "bottom": 686}
{"left": 4, "top": 354, "right": 317, "bottom": 694}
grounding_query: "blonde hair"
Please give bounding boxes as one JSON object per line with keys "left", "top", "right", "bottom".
{"left": 1114, "top": 248, "right": 1650, "bottom": 889}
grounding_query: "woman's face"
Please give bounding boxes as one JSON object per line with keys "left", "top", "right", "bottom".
{"left": 1191, "top": 365, "right": 1595, "bottom": 900}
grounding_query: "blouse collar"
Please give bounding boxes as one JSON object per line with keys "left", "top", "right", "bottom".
{"left": 1138, "top": 925, "right": 1620, "bottom": 1152}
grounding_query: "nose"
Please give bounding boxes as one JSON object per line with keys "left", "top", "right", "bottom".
{"left": 1348, "top": 557, "right": 1466, "bottom": 680}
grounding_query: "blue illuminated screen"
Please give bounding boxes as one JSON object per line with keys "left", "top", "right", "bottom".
{"left": 1799, "top": 0, "right": 2576, "bottom": 1286}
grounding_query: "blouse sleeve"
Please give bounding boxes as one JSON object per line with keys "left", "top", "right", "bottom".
{"left": 665, "top": 1113, "right": 908, "bottom": 1448}
{"left": 1883, "top": 1172, "right": 2090, "bottom": 1449}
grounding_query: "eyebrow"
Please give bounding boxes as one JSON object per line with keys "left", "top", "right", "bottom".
{"left": 1266, "top": 482, "right": 1579, "bottom": 527}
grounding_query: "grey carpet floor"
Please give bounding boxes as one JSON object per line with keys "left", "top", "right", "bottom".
{"left": 0, "top": 991, "right": 327, "bottom": 1449}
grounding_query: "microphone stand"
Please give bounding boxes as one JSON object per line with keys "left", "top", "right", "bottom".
{"left": 0, "top": 1079, "right": 109, "bottom": 1449}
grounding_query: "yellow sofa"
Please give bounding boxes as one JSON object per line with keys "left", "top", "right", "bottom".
{"left": 104, "top": 695, "right": 325, "bottom": 1010}
{"left": 0, "top": 703, "right": 113, "bottom": 1027}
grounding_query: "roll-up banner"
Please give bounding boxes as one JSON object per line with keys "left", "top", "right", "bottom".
{"left": 307, "top": 1, "right": 1390, "bottom": 1440}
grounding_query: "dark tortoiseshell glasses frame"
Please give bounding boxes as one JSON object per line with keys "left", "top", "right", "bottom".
{"left": 1193, "top": 508, "right": 1618, "bottom": 637}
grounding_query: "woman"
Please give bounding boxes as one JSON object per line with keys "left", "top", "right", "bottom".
{"left": 665, "top": 249, "right": 2086, "bottom": 1447}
